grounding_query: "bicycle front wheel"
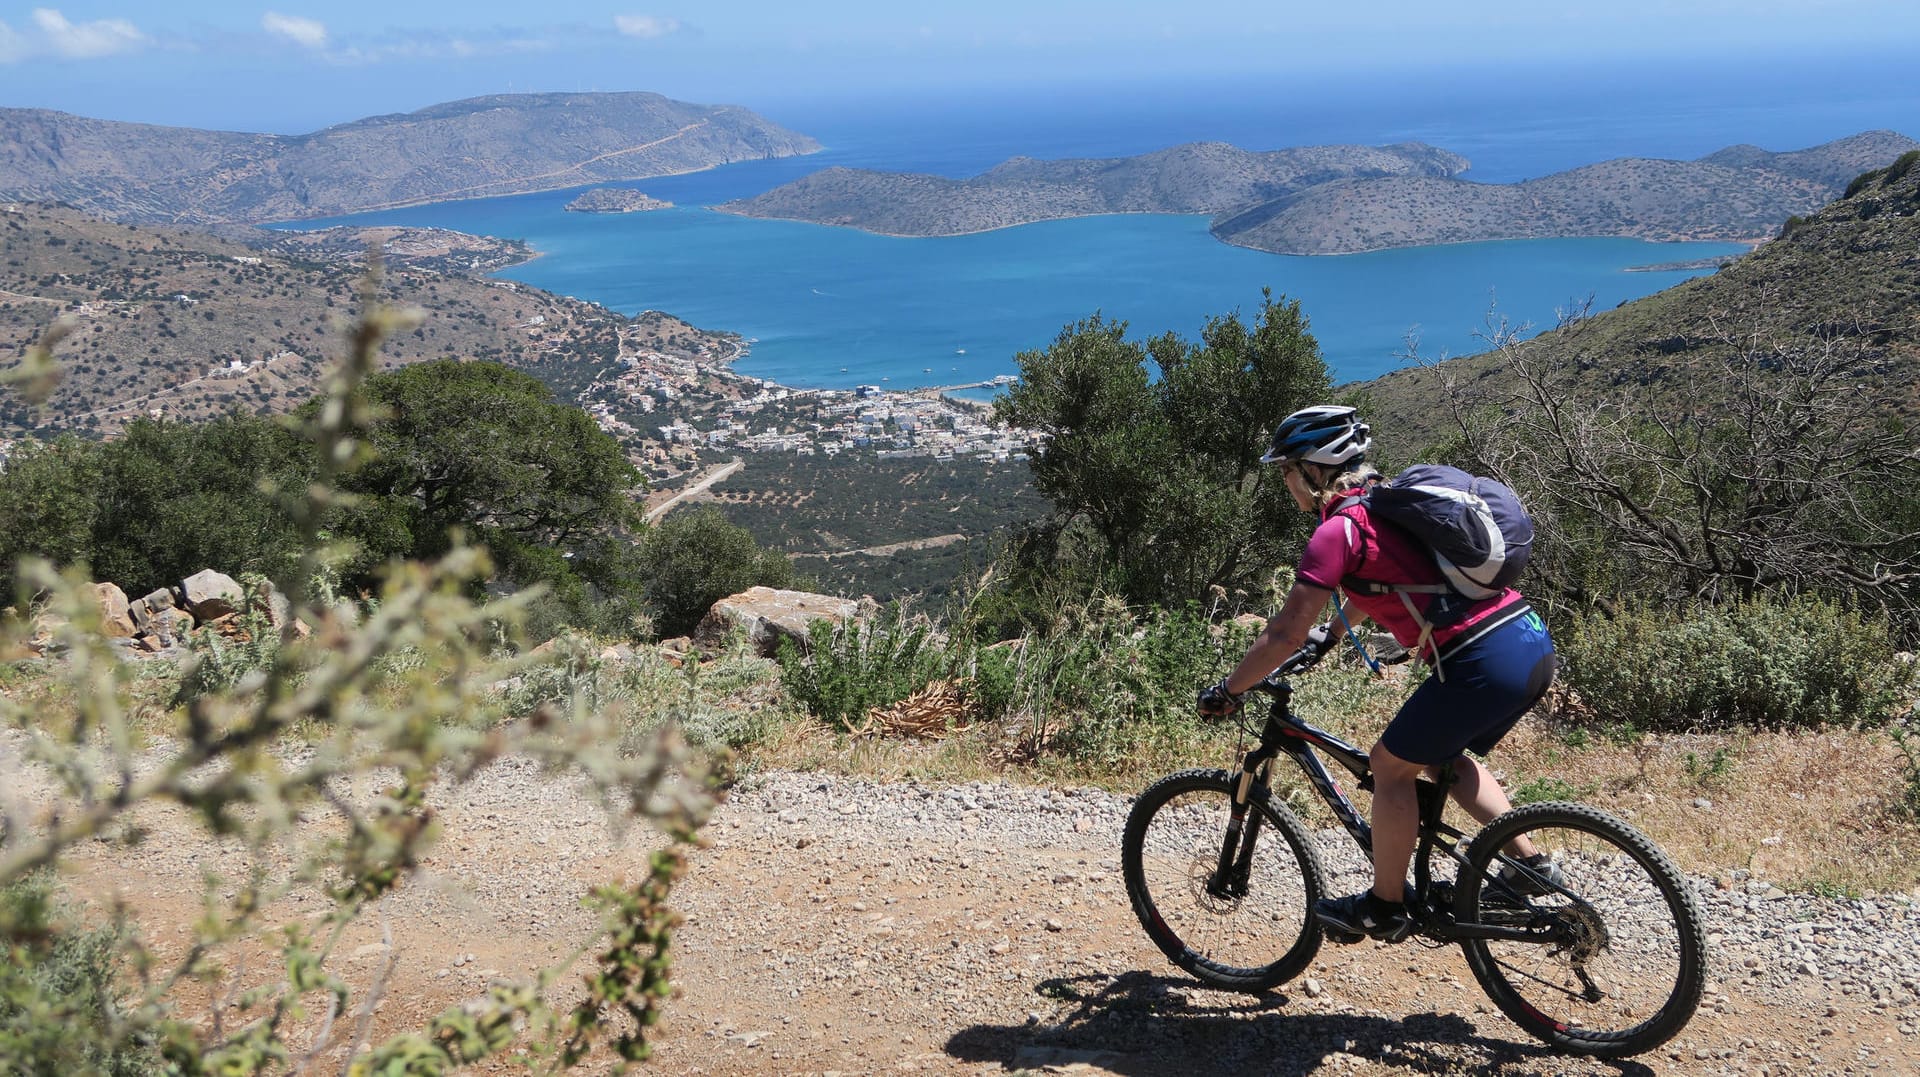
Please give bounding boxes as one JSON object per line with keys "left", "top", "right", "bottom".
{"left": 1456, "top": 802, "right": 1706, "bottom": 1058}
{"left": 1121, "top": 768, "right": 1328, "bottom": 992}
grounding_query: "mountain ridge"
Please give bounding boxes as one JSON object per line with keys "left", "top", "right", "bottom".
{"left": 1353, "top": 146, "right": 1920, "bottom": 448}
{"left": 716, "top": 131, "right": 1915, "bottom": 254}
{"left": 714, "top": 140, "right": 1470, "bottom": 237}
{"left": 1221, "top": 131, "right": 1916, "bottom": 254}
{"left": 0, "top": 92, "right": 819, "bottom": 226}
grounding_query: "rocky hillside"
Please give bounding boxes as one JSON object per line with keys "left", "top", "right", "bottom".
{"left": 0, "top": 93, "right": 819, "bottom": 225}
{"left": 1216, "top": 130, "right": 1917, "bottom": 254}
{"left": 714, "top": 141, "right": 1469, "bottom": 235}
{"left": 1357, "top": 147, "right": 1920, "bottom": 449}
{"left": 0, "top": 203, "right": 732, "bottom": 437}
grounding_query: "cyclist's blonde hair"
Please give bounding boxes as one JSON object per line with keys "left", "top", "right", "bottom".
{"left": 1298, "top": 460, "right": 1381, "bottom": 510}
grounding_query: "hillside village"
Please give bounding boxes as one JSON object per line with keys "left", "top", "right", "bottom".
{"left": 593, "top": 335, "right": 1028, "bottom": 471}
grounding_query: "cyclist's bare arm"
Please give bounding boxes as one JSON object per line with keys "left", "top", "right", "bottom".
{"left": 1223, "top": 581, "right": 1334, "bottom": 694}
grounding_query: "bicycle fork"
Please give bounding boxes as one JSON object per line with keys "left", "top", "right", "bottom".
{"left": 1207, "top": 759, "right": 1273, "bottom": 899}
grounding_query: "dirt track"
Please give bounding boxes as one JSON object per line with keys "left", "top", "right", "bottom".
{"left": 16, "top": 745, "right": 1915, "bottom": 1075}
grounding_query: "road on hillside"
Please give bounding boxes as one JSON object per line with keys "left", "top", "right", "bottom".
{"left": 646, "top": 457, "right": 743, "bottom": 523}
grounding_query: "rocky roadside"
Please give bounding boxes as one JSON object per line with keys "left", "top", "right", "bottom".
{"left": 16, "top": 741, "right": 1919, "bottom": 1076}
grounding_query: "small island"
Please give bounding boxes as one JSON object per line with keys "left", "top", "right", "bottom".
{"left": 565, "top": 188, "right": 674, "bottom": 214}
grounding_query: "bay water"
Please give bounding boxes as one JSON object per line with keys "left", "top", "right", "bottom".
{"left": 293, "top": 61, "right": 1915, "bottom": 390}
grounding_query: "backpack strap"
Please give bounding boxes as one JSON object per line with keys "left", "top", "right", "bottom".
{"left": 1329, "top": 490, "right": 1449, "bottom": 679}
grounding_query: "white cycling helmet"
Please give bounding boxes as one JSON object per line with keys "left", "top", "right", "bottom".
{"left": 1261, "top": 405, "right": 1372, "bottom": 466}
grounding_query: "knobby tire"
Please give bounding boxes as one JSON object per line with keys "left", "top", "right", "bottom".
{"left": 1455, "top": 801, "right": 1707, "bottom": 1058}
{"left": 1122, "top": 768, "right": 1328, "bottom": 992}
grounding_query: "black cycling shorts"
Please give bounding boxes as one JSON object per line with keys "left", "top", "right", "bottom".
{"left": 1380, "top": 608, "right": 1557, "bottom": 766}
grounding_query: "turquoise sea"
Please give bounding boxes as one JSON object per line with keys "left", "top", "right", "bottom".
{"left": 291, "top": 62, "right": 1915, "bottom": 391}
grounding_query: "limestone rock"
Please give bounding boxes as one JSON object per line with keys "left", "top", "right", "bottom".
{"left": 182, "top": 569, "right": 244, "bottom": 620}
{"left": 94, "top": 582, "right": 136, "bottom": 638}
{"left": 694, "top": 587, "right": 860, "bottom": 657}
{"left": 129, "top": 587, "right": 176, "bottom": 632}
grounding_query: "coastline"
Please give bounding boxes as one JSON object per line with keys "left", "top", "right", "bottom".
{"left": 264, "top": 147, "right": 824, "bottom": 228}
{"left": 712, "top": 202, "right": 1777, "bottom": 259}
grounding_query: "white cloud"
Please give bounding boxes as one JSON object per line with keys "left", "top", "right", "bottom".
{"left": 0, "top": 21, "right": 31, "bottom": 64}
{"left": 31, "top": 7, "right": 144, "bottom": 59}
{"left": 262, "top": 12, "right": 328, "bottom": 50}
{"left": 614, "top": 14, "right": 682, "bottom": 40}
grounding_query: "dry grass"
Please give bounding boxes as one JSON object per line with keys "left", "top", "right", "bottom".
{"left": 1488, "top": 720, "right": 1920, "bottom": 895}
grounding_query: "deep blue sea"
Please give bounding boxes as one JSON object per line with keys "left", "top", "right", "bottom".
{"left": 292, "top": 59, "right": 1918, "bottom": 392}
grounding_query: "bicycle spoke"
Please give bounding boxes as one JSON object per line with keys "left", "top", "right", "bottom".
{"left": 1458, "top": 802, "right": 1704, "bottom": 1057}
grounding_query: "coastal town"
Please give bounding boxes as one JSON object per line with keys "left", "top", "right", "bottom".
{"left": 577, "top": 315, "right": 1032, "bottom": 483}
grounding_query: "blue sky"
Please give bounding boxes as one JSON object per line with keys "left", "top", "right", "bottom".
{"left": 2, "top": 2, "right": 1918, "bottom": 133}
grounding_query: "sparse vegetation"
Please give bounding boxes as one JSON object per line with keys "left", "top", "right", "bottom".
{"left": 1, "top": 294, "right": 714, "bottom": 1073}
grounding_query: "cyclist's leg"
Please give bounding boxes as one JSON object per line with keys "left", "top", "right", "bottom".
{"left": 1390, "top": 608, "right": 1557, "bottom": 855}
{"left": 1366, "top": 742, "right": 1426, "bottom": 903}
{"left": 1448, "top": 609, "right": 1558, "bottom": 856}
{"left": 1441, "top": 754, "right": 1540, "bottom": 859}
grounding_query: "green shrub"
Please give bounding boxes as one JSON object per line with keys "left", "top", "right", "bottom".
{"left": 638, "top": 507, "right": 796, "bottom": 638}
{"left": 959, "top": 599, "right": 1253, "bottom": 764}
{"left": 170, "top": 605, "right": 280, "bottom": 708}
{"left": 1, "top": 875, "right": 155, "bottom": 1076}
{"left": 1510, "top": 775, "right": 1596, "bottom": 805}
{"left": 776, "top": 606, "right": 953, "bottom": 732}
{"left": 1893, "top": 728, "right": 1920, "bottom": 822}
{"left": 1557, "top": 595, "right": 1918, "bottom": 731}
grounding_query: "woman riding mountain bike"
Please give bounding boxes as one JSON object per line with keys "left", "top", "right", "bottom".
{"left": 1197, "top": 404, "right": 1561, "bottom": 942}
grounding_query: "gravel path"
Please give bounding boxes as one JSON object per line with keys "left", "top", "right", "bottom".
{"left": 650, "top": 772, "right": 1919, "bottom": 1076}
{"left": 15, "top": 737, "right": 1919, "bottom": 1075}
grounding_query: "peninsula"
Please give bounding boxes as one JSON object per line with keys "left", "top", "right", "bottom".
{"left": 565, "top": 188, "right": 674, "bottom": 213}
{"left": 717, "top": 140, "right": 1469, "bottom": 236}
{"left": 0, "top": 92, "right": 818, "bottom": 226}
{"left": 717, "top": 131, "right": 1917, "bottom": 254}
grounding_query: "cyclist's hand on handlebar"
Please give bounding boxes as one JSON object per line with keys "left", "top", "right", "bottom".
{"left": 1197, "top": 680, "right": 1243, "bottom": 719}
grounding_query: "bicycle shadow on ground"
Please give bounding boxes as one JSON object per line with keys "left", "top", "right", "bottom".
{"left": 944, "top": 971, "right": 1657, "bottom": 1077}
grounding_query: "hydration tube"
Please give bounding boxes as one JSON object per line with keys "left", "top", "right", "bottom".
{"left": 1332, "top": 591, "right": 1384, "bottom": 676}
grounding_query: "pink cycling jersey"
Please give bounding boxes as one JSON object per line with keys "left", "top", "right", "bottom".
{"left": 1297, "top": 486, "right": 1523, "bottom": 659}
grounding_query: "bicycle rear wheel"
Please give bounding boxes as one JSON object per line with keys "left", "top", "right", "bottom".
{"left": 1121, "top": 768, "right": 1328, "bottom": 992}
{"left": 1456, "top": 802, "right": 1706, "bottom": 1058}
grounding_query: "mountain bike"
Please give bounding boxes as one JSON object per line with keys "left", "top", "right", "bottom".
{"left": 1120, "top": 639, "right": 1706, "bottom": 1058}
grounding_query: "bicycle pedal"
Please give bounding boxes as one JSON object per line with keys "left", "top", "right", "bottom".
{"left": 1322, "top": 926, "right": 1365, "bottom": 946}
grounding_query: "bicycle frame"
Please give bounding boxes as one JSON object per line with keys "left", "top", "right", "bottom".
{"left": 1216, "top": 676, "right": 1565, "bottom": 946}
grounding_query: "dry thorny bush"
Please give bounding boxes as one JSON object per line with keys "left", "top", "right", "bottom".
{"left": 1423, "top": 304, "right": 1920, "bottom": 627}
{"left": 1, "top": 284, "right": 715, "bottom": 1074}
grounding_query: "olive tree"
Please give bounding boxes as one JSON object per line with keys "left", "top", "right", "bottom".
{"left": 992, "top": 291, "right": 1334, "bottom": 612}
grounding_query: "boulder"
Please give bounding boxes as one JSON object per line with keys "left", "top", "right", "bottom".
{"left": 93, "top": 583, "right": 137, "bottom": 638}
{"left": 129, "top": 587, "right": 176, "bottom": 632}
{"left": 694, "top": 587, "right": 861, "bottom": 657}
{"left": 182, "top": 569, "right": 244, "bottom": 621}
